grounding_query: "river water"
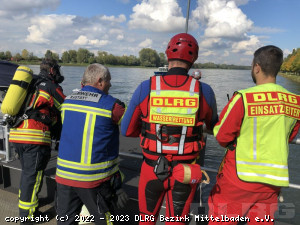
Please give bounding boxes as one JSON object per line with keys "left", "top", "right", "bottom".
{"left": 26, "top": 65, "right": 300, "bottom": 224}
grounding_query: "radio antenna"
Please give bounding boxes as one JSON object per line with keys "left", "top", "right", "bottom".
{"left": 185, "top": 0, "right": 191, "bottom": 33}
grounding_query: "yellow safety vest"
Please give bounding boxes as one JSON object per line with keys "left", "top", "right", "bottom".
{"left": 149, "top": 75, "right": 199, "bottom": 126}
{"left": 236, "top": 83, "right": 300, "bottom": 187}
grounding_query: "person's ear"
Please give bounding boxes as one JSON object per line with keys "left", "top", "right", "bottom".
{"left": 254, "top": 63, "right": 260, "bottom": 74}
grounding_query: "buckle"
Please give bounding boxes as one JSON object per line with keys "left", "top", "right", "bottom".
{"left": 156, "top": 125, "right": 177, "bottom": 144}
{"left": 22, "top": 114, "right": 29, "bottom": 120}
{"left": 156, "top": 125, "right": 169, "bottom": 143}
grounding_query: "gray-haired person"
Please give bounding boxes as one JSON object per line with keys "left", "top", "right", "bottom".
{"left": 55, "top": 63, "right": 128, "bottom": 225}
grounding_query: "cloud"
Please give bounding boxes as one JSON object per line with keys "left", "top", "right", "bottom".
{"left": 232, "top": 35, "right": 261, "bottom": 55}
{"left": 199, "top": 38, "right": 229, "bottom": 49}
{"left": 26, "top": 14, "right": 76, "bottom": 44}
{"left": 232, "top": 0, "right": 249, "bottom": 6}
{"left": 192, "top": 0, "right": 253, "bottom": 40}
{"left": 129, "top": 0, "right": 198, "bottom": 32}
{"left": 100, "top": 14, "right": 126, "bottom": 23}
{"left": 73, "top": 35, "right": 110, "bottom": 47}
{"left": 0, "top": 0, "right": 60, "bottom": 19}
{"left": 138, "top": 38, "right": 153, "bottom": 48}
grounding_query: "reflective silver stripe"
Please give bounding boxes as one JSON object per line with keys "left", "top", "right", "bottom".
{"left": 237, "top": 161, "right": 288, "bottom": 169}
{"left": 189, "top": 78, "right": 196, "bottom": 96}
{"left": 162, "top": 146, "right": 178, "bottom": 151}
{"left": 62, "top": 104, "right": 111, "bottom": 117}
{"left": 57, "top": 158, "right": 119, "bottom": 170}
{"left": 54, "top": 98, "right": 62, "bottom": 110}
{"left": 10, "top": 129, "right": 50, "bottom": 135}
{"left": 178, "top": 126, "right": 187, "bottom": 155}
{"left": 156, "top": 76, "right": 161, "bottom": 95}
{"left": 39, "top": 92, "right": 51, "bottom": 100}
{"left": 9, "top": 135, "right": 51, "bottom": 142}
{"left": 19, "top": 200, "right": 38, "bottom": 209}
{"left": 237, "top": 172, "right": 289, "bottom": 181}
{"left": 56, "top": 165, "right": 119, "bottom": 181}
{"left": 253, "top": 117, "right": 257, "bottom": 160}
{"left": 187, "top": 78, "right": 197, "bottom": 113}
{"left": 156, "top": 124, "right": 162, "bottom": 153}
{"left": 83, "top": 113, "right": 94, "bottom": 164}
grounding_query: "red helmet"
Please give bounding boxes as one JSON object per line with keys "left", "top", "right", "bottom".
{"left": 165, "top": 33, "right": 199, "bottom": 64}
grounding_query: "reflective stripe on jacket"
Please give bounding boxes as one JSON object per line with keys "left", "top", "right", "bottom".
{"left": 56, "top": 86, "right": 120, "bottom": 186}
{"left": 141, "top": 75, "right": 203, "bottom": 155}
{"left": 236, "top": 83, "right": 300, "bottom": 186}
{"left": 9, "top": 74, "right": 65, "bottom": 146}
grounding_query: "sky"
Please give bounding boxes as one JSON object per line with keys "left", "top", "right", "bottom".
{"left": 0, "top": 0, "right": 299, "bottom": 66}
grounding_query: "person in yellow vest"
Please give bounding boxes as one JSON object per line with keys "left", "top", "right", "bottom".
{"left": 209, "top": 45, "right": 300, "bottom": 224}
{"left": 55, "top": 63, "right": 127, "bottom": 225}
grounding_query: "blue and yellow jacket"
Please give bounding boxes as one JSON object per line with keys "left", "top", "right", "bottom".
{"left": 56, "top": 86, "right": 121, "bottom": 188}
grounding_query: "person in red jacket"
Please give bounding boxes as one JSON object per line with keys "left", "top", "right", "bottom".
{"left": 121, "top": 33, "right": 218, "bottom": 225}
{"left": 9, "top": 59, "right": 65, "bottom": 223}
{"left": 209, "top": 45, "right": 300, "bottom": 224}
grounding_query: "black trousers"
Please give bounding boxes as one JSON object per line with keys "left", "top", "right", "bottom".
{"left": 13, "top": 143, "right": 51, "bottom": 217}
{"left": 56, "top": 181, "right": 114, "bottom": 225}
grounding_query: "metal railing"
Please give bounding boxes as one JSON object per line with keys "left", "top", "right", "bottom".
{"left": 0, "top": 125, "right": 11, "bottom": 163}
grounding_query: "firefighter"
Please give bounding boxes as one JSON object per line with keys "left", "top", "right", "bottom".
{"left": 55, "top": 63, "right": 127, "bottom": 225}
{"left": 9, "top": 59, "right": 65, "bottom": 223}
{"left": 121, "top": 33, "right": 218, "bottom": 225}
{"left": 209, "top": 45, "right": 300, "bottom": 224}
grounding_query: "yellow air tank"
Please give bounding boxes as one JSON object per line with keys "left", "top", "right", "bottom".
{"left": 1, "top": 66, "right": 33, "bottom": 116}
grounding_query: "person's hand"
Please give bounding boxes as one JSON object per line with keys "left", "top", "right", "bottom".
{"left": 192, "top": 70, "right": 202, "bottom": 80}
{"left": 115, "top": 188, "right": 129, "bottom": 208}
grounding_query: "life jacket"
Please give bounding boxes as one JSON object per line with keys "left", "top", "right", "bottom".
{"left": 1, "top": 66, "right": 51, "bottom": 128}
{"left": 236, "top": 83, "right": 300, "bottom": 187}
{"left": 140, "top": 75, "right": 204, "bottom": 155}
{"left": 56, "top": 87, "right": 120, "bottom": 185}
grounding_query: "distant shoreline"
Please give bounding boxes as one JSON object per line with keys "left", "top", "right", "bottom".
{"left": 10, "top": 60, "right": 251, "bottom": 70}
{"left": 279, "top": 73, "right": 300, "bottom": 83}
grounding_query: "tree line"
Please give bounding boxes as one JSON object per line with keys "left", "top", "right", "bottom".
{"left": 281, "top": 48, "right": 300, "bottom": 75}
{"left": 11, "top": 47, "right": 300, "bottom": 71}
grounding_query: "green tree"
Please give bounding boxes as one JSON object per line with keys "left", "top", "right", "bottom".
{"left": 28, "top": 52, "right": 34, "bottom": 61}
{"left": 77, "top": 48, "right": 91, "bottom": 63}
{"left": 159, "top": 52, "right": 167, "bottom": 66}
{"left": 14, "top": 53, "right": 22, "bottom": 61}
{"left": 21, "top": 49, "right": 29, "bottom": 60}
{"left": 61, "top": 51, "right": 70, "bottom": 63}
{"left": 68, "top": 50, "right": 77, "bottom": 63}
{"left": 96, "top": 51, "right": 108, "bottom": 64}
{"left": 0, "top": 52, "right": 5, "bottom": 60}
{"left": 45, "top": 50, "right": 53, "bottom": 59}
{"left": 139, "top": 48, "right": 160, "bottom": 67}
{"left": 52, "top": 53, "right": 59, "bottom": 61}
{"left": 5, "top": 51, "right": 12, "bottom": 60}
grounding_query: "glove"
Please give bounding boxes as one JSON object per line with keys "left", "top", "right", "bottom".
{"left": 114, "top": 188, "right": 129, "bottom": 209}
{"left": 110, "top": 171, "right": 124, "bottom": 190}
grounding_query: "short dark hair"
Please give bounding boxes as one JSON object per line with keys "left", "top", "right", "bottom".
{"left": 40, "top": 58, "right": 59, "bottom": 72}
{"left": 253, "top": 45, "right": 283, "bottom": 77}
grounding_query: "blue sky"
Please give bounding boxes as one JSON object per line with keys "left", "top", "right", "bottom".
{"left": 0, "top": 0, "right": 299, "bottom": 65}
